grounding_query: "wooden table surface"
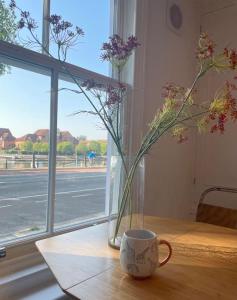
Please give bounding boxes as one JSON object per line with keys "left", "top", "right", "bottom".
{"left": 36, "top": 216, "right": 237, "bottom": 300}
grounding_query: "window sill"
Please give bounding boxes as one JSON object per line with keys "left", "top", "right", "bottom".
{"left": 1, "top": 215, "right": 109, "bottom": 262}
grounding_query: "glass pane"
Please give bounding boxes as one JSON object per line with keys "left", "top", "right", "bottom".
{"left": 50, "top": 0, "right": 110, "bottom": 75}
{"left": 3, "top": 0, "right": 43, "bottom": 52}
{"left": 54, "top": 77, "right": 107, "bottom": 230}
{"left": 0, "top": 56, "right": 50, "bottom": 243}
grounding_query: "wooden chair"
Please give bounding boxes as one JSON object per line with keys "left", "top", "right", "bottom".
{"left": 196, "top": 187, "right": 237, "bottom": 229}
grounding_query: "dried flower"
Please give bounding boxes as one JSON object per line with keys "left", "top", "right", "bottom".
{"left": 105, "top": 86, "right": 122, "bottom": 107}
{"left": 101, "top": 34, "right": 140, "bottom": 68}
{"left": 81, "top": 79, "right": 103, "bottom": 90}
{"left": 9, "top": 0, "right": 16, "bottom": 10}
{"left": 224, "top": 48, "right": 237, "bottom": 69}
{"left": 162, "top": 83, "right": 185, "bottom": 99}
{"left": 197, "top": 32, "right": 215, "bottom": 60}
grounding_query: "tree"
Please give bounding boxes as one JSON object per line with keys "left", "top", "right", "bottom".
{"left": 19, "top": 141, "right": 33, "bottom": 153}
{"left": 76, "top": 142, "right": 88, "bottom": 155}
{"left": 57, "top": 141, "right": 74, "bottom": 155}
{"left": 0, "top": 0, "right": 17, "bottom": 75}
{"left": 33, "top": 142, "right": 49, "bottom": 154}
{"left": 88, "top": 141, "right": 101, "bottom": 155}
{"left": 99, "top": 141, "right": 107, "bottom": 155}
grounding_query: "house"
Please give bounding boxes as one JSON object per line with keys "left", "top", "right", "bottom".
{"left": 0, "top": 128, "right": 15, "bottom": 149}
{"left": 59, "top": 130, "right": 78, "bottom": 144}
{"left": 15, "top": 134, "right": 38, "bottom": 148}
{"left": 34, "top": 129, "right": 49, "bottom": 142}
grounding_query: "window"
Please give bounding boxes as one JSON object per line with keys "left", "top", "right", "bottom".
{"left": 4, "top": 0, "right": 43, "bottom": 51}
{"left": 54, "top": 78, "right": 107, "bottom": 229}
{"left": 0, "top": 58, "right": 50, "bottom": 243}
{"left": 0, "top": 0, "right": 111, "bottom": 246}
{"left": 51, "top": 0, "right": 110, "bottom": 74}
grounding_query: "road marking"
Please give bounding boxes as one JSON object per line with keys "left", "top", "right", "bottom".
{"left": 0, "top": 197, "right": 20, "bottom": 201}
{"left": 56, "top": 188, "right": 105, "bottom": 196}
{"left": 72, "top": 194, "right": 93, "bottom": 198}
{"left": 0, "top": 204, "right": 12, "bottom": 209}
{"left": 0, "top": 182, "right": 6, "bottom": 184}
{"left": 0, "top": 188, "right": 105, "bottom": 202}
{"left": 58, "top": 175, "right": 105, "bottom": 180}
{"left": 35, "top": 200, "right": 47, "bottom": 203}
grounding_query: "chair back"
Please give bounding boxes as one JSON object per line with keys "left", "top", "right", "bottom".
{"left": 196, "top": 203, "right": 237, "bottom": 229}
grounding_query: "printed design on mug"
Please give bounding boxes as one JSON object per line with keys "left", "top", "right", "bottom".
{"left": 127, "top": 263, "right": 139, "bottom": 274}
{"left": 147, "top": 257, "right": 157, "bottom": 273}
{"left": 150, "top": 241, "right": 157, "bottom": 254}
{"left": 126, "top": 240, "right": 135, "bottom": 263}
{"left": 136, "top": 247, "right": 150, "bottom": 264}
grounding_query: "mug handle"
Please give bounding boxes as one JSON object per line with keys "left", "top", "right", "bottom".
{"left": 158, "top": 239, "right": 172, "bottom": 267}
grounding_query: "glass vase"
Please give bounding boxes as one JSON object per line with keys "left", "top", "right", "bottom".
{"left": 108, "top": 156, "right": 144, "bottom": 249}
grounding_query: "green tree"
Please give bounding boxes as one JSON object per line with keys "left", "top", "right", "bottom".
{"left": 76, "top": 142, "right": 88, "bottom": 155}
{"left": 88, "top": 141, "right": 101, "bottom": 155}
{"left": 33, "top": 142, "right": 49, "bottom": 154}
{"left": 99, "top": 141, "right": 107, "bottom": 155}
{"left": 57, "top": 141, "right": 74, "bottom": 155}
{"left": 19, "top": 141, "right": 33, "bottom": 153}
{"left": 0, "top": 0, "right": 17, "bottom": 75}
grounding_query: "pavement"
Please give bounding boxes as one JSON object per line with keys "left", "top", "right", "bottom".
{"left": 0, "top": 169, "right": 106, "bottom": 243}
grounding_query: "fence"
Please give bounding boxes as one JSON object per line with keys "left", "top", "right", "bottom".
{"left": 0, "top": 155, "right": 107, "bottom": 170}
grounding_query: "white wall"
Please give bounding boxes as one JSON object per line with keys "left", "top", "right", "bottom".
{"left": 133, "top": 0, "right": 237, "bottom": 220}
{"left": 138, "top": 0, "right": 201, "bottom": 219}
{"left": 194, "top": 1, "right": 237, "bottom": 210}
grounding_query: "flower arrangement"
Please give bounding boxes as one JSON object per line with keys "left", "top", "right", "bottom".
{"left": 8, "top": 1, "right": 237, "bottom": 247}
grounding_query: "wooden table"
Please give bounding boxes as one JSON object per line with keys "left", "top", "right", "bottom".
{"left": 36, "top": 217, "right": 237, "bottom": 299}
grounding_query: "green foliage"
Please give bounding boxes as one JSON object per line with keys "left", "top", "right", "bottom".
{"left": 19, "top": 141, "right": 33, "bottom": 153}
{"left": 57, "top": 141, "right": 74, "bottom": 155}
{"left": 33, "top": 142, "right": 49, "bottom": 154}
{"left": 5, "top": 147, "right": 17, "bottom": 154}
{"left": 76, "top": 142, "right": 88, "bottom": 155}
{"left": 0, "top": 0, "right": 17, "bottom": 75}
{"left": 99, "top": 141, "right": 107, "bottom": 155}
{"left": 87, "top": 141, "right": 101, "bottom": 154}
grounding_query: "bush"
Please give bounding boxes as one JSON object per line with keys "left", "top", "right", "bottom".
{"left": 57, "top": 141, "right": 74, "bottom": 155}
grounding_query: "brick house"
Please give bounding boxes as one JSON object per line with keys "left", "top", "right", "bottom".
{"left": 59, "top": 131, "right": 78, "bottom": 145}
{"left": 34, "top": 129, "right": 49, "bottom": 142}
{"left": 15, "top": 134, "right": 38, "bottom": 149}
{"left": 0, "top": 128, "right": 15, "bottom": 149}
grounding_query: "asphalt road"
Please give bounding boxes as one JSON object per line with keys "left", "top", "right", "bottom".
{"left": 0, "top": 170, "right": 106, "bottom": 242}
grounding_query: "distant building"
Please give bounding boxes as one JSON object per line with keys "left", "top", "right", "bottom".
{"left": 0, "top": 128, "right": 15, "bottom": 149}
{"left": 59, "top": 131, "right": 78, "bottom": 145}
{"left": 34, "top": 129, "right": 49, "bottom": 142}
{"left": 15, "top": 134, "right": 38, "bottom": 149}
{"left": 1, "top": 127, "right": 80, "bottom": 150}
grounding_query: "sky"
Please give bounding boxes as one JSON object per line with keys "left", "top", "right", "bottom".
{"left": 0, "top": 0, "right": 110, "bottom": 140}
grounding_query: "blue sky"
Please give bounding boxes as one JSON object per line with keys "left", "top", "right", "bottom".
{"left": 0, "top": 0, "right": 110, "bottom": 140}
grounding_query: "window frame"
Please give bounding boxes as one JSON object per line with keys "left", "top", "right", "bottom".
{"left": 0, "top": 37, "right": 117, "bottom": 247}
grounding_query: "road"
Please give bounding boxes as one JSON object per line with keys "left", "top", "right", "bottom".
{"left": 0, "top": 170, "right": 106, "bottom": 242}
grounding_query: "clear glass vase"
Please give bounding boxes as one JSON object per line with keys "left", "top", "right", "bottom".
{"left": 108, "top": 156, "right": 144, "bottom": 249}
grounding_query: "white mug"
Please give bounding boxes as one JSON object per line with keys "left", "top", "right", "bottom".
{"left": 120, "top": 229, "right": 172, "bottom": 278}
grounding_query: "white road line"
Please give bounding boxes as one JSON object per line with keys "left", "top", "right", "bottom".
{"left": 72, "top": 194, "right": 93, "bottom": 198}
{"left": 0, "top": 187, "right": 105, "bottom": 202}
{"left": 0, "top": 204, "right": 12, "bottom": 209}
{"left": 35, "top": 200, "right": 47, "bottom": 203}
{"left": 0, "top": 182, "right": 6, "bottom": 184}
{"left": 58, "top": 175, "right": 105, "bottom": 180}
{"left": 0, "top": 197, "right": 20, "bottom": 201}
